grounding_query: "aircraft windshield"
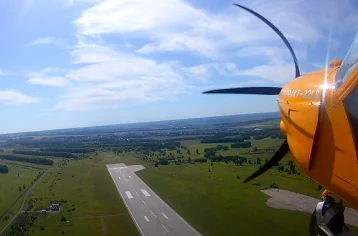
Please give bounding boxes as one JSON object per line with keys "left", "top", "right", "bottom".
{"left": 336, "top": 32, "right": 358, "bottom": 87}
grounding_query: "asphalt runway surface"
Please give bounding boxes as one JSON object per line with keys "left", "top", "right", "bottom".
{"left": 107, "top": 163, "right": 201, "bottom": 236}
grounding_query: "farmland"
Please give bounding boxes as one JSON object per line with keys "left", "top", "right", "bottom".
{"left": 0, "top": 112, "right": 356, "bottom": 235}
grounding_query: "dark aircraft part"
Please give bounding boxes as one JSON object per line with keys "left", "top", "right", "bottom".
{"left": 203, "top": 3, "right": 301, "bottom": 95}
{"left": 243, "top": 139, "right": 289, "bottom": 183}
{"left": 202, "top": 87, "right": 282, "bottom": 95}
{"left": 204, "top": 3, "right": 301, "bottom": 182}
{"left": 233, "top": 3, "right": 300, "bottom": 78}
{"left": 309, "top": 196, "right": 347, "bottom": 236}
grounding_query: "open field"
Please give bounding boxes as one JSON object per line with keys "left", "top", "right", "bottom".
{"left": 0, "top": 161, "right": 47, "bottom": 228}
{"left": 25, "top": 156, "right": 138, "bottom": 236}
{"left": 102, "top": 151, "right": 358, "bottom": 236}
{"left": 1, "top": 113, "right": 355, "bottom": 235}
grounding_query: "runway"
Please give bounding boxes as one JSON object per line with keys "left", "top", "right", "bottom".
{"left": 107, "top": 163, "right": 201, "bottom": 236}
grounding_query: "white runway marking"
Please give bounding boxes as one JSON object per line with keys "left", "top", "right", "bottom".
{"left": 129, "top": 175, "right": 131, "bottom": 178}
{"left": 144, "top": 216, "right": 150, "bottom": 222}
{"left": 135, "top": 191, "right": 139, "bottom": 196}
{"left": 150, "top": 210, "right": 156, "bottom": 217}
{"left": 141, "top": 189, "right": 151, "bottom": 197}
{"left": 141, "top": 200, "right": 147, "bottom": 206}
{"left": 161, "top": 223, "right": 169, "bottom": 233}
{"left": 162, "top": 213, "right": 168, "bottom": 219}
{"left": 125, "top": 191, "right": 133, "bottom": 199}
{"left": 118, "top": 176, "right": 121, "bottom": 180}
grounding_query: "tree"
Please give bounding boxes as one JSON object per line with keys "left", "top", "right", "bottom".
{"left": 19, "top": 186, "right": 22, "bottom": 192}
{"left": 278, "top": 166, "right": 284, "bottom": 172}
{"left": 256, "top": 157, "right": 261, "bottom": 165}
{"left": 251, "top": 147, "right": 258, "bottom": 152}
{"left": 23, "top": 185, "right": 26, "bottom": 190}
{"left": 264, "top": 159, "right": 268, "bottom": 164}
{"left": 18, "top": 173, "right": 20, "bottom": 177}
{"left": 248, "top": 160, "right": 252, "bottom": 164}
{"left": 61, "top": 215, "right": 67, "bottom": 222}
{"left": 187, "top": 150, "right": 190, "bottom": 155}
{"left": 196, "top": 149, "right": 199, "bottom": 154}
{"left": 0, "top": 165, "right": 9, "bottom": 174}
{"left": 188, "top": 157, "right": 192, "bottom": 163}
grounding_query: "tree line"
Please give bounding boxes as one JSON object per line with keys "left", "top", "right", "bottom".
{"left": 0, "top": 154, "right": 53, "bottom": 166}
{"left": 200, "top": 136, "right": 250, "bottom": 144}
{"left": 13, "top": 149, "right": 76, "bottom": 158}
{"left": 40, "top": 147, "right": 95, "bottom": 153}
{"left": 0, "top": 164, "right": 8, "bottom": 173}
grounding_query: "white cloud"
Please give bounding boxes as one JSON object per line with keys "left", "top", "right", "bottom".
{"left": 238, "top": 61, "right": 295, "bottom": 84}
{"left": 0, "top": 90, "right": 39, "bottom": 105}
{"left": 74, "top": 0, "right": 344, "bottom": 60}
{"left": 28, "top": 77, "right": 68, "bottom": 86}
{"left": 50, "top": 42, "right": 189, "bottom": 110}
{"left": 28, "top": 68, "right": 69, "bottom": 87}
{"left": 31, "top": 37, "right": 67, "bottom": 48}
{"left": 35, "top": 0, "right": 358, "bottom": 111}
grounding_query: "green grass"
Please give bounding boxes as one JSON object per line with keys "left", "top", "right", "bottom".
{"left": 178, "top": 138, "right": 284, "bottom": 160}
{"left": 0, "top": 161, "right": 42, "bottom": 216}
{"left": 27, "top": 156, "right": 138, "bottom": 236}
{"left": 242, "top": 119, "right": 281, "bottom": 128}
{"left": 100, "top": 151, "right": 358, "bottom": 236}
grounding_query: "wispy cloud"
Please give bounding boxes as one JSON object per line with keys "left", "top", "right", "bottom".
{"left": 35, "top": 0, "right": 358, "bottom": 111}
{"left": 0, "top": 90, "right": 39, "bottom": 105}
{"left": 28, "top": 68, "right": 68, "bottom": 87}
{"left": 30, "top": 37, "right": 67, "bottom": 48}
{"left": 0, "top": 69, "right": 4, "bottom": 76}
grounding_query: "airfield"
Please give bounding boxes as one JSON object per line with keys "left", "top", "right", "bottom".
{"left": 107, "top": 163, "right": 200, "bottom": 236}
{"left": 1, "top": 113, "right": 358, "bottom": 235}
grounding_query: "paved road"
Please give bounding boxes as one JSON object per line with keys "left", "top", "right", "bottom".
{"left": 107, "top": 163, "right": 201, "bottom": 236}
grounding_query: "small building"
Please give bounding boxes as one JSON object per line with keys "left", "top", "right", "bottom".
{"left": 50, "top": 204, "right": 60, "bottom": 211}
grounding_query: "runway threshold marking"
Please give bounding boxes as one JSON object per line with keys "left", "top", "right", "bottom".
{"left": 162, "top": 213, "right": 168, "bottom": 219}
{"left": 144, "top": 216, "right": 150, "bottom": 222}
{"left": 125, "top": 191, "right": 133, "bottom": 199}
{"left": 141, "top": 189, "right": 150, "bottom": 197}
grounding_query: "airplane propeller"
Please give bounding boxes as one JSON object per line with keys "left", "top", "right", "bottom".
{"left": 203, "top": 3, "right": 302, "bottom": 183}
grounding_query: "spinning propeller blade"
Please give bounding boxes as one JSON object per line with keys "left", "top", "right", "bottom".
{"left": 203, "top": 87, "right": 282, "bottom": 95}
{"left": 243, "top": 139, "right": 289, "bottom": 183}
{"left": 203, "top": 3, "right": 306, "bottom": 182}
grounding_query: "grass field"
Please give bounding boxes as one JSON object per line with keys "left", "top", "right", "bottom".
{"left": 26, "top": 156, "right": 138, "bottom": 236}
{"left": 0, "top": 161, "right": 45, "bottom": 216}
{"left": 102, "top": 152, "right": 358, "bottom": 236}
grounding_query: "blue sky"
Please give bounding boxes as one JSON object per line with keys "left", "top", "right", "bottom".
{"left": 0, "top": 0, "right": 357, "bottom": 133}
